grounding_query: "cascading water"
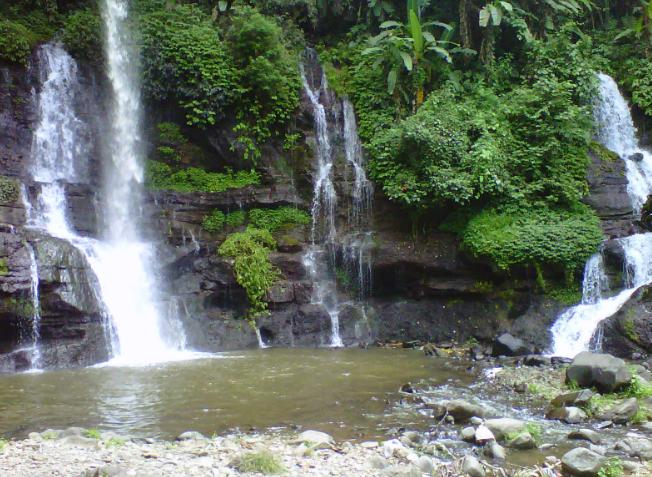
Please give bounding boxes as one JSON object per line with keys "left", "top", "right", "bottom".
{"left": 549, "top": 73, "right": 652, "bottom": 357}
{"left": 23, "top": 32, "right": 190, "bottom": 365}
{"left": 300, "top": 61, "right": 343, "bottom": 347}
{"left": 299, "top": 52, "right": 374, "bottom": 346}
{"left": 25, "top": 243, "right": 42, "bottom": 369}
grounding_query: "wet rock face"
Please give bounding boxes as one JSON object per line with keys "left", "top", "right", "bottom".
{"left": 583, "top": 148, "right": 633, "bottom": 238}
{"left": 601, "top": 284, "right": 652, "bottom": 358}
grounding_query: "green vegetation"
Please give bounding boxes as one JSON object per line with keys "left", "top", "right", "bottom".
{"left": 84, "top": 429, "right": 101, "bottom": 439}
{"left": 145, "top": 161, "right": 260, "bottom": 193}
{"left": 0, "top": 176, "right": 19, "bottom": 205}
{"left": 0, "top": 19, "right": 33, "bottom": 64}
{"left": 623, "top": 318, "right": 640, "bottom": 343}
{"left": 582, "top": 375, "right": 652, "bottom": 419}
{"left": 0, "top": 259, "right": 8, "bottom": 277}
{"left": 0, "top": 438, "right": 6, "bottom": 452}
{"left": 231, "top": 450, "right": 286, "bottom": 475}
{"left": 225, "top": 210, "right": 247, "bottom": 228}
{"left": 202, "top": 210, "right": 226, "bottom": 233}
{"left": 598, "top": 457, "right": 624, "bottom": 477}
{"left": 60, "top": 9, "right": 101, "bottom": 61}
{"left": 41, "top": 430, "right": 59, "bottom": 440}
{"left": 105, "top": 437, "right": 126, "bottom": 448}
{"left": 248, "top": 207, "right": 310, "bottom": 233}
{"left": 218, "top": 228, "right": 279, "bottom": 319}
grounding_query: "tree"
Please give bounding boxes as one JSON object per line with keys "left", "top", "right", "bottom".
{"left": 363, "top": 0, "right": 455, "bottom": 109}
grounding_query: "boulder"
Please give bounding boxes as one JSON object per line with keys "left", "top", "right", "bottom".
{"left": 176, "top": 431, "right": 205, "bottom": 441}
{"left": 600, "top": 397, "right": 639, "bottom": 424}
{"left": 566, "top": 352, "right": 632, "bottom": 393}
{"left": 295, "top": 430, "right": 334, "bottom": 448}
{"left": 446, "top": 400, "right": 487, "bottom": 422}
{"left": 568, "top": 429, "right": 602, "bottom": 445}
{"left": 461, "top": 427, "right": 476, "bottom": 443}
{"left": 492, "top": 333, "right": 532, "bottom": 357}
{"left": 483, "top": 440, "right": 506, "bottom": 460}
{"left": 546, "top": 406, "right": 587, "bottom": 424}
{"left": 462, "top": 455, "right": 485, "bottom": 477}
{"left": 505, "top": 432, "right": 537, "bottom": 450}
{"left": 551, "top": 389, "right": 594, "bottom": 407}
{"left": 475, "top": 425, "right": 495, "bottom": 444}
{"left": 561, "top": 448, "right": 606, "bottom": 477}
{"left": 484, "top": 418, "right": 526, "bottom": 441}
{"left": 615, "top": 437, "right": 652, "bottom": 460}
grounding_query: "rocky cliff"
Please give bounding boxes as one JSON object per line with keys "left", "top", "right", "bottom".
{"left": 0, "top": 50, "right": 644, "bottom": 371}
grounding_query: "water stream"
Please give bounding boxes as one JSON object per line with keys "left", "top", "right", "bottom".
{"left": 549, "top": 73, "right": 652, "bottom": 357}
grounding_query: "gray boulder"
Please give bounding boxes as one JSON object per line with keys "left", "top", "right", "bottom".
{"left": 599, "top": 397, "right": 639, "bottom": 424}
{"left": 551, "top": 389, "right": 594, "bottom": 407}
{"left": 615, "top": 437, "right": 652, "bottom": 460}
{"left": 568, "top": 429, "right": 602, "bottom": 445}
{"left": 492, "top": 333, "right": 532, "bottom": 357}
{"left": 484, "top": 418, "right": 526, "bottom": 441}
{"left": 566, "top": 352, "right": 632, "bottom": 393}
{"left": 505, "top": 432, "right": 537, "bottom": 450}
{"left": 446, "top": 400, "right": 487, "bottom": 422}
{"left": 561, "top": 448, "right": 606, "bottom": 476}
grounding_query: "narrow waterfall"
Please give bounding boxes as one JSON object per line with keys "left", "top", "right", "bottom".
{"left": 549, "top": 73, "right": 652, "bottom": 357}
{"left": 25, "top": 243, "right": 42, "bottom": 369}
{"left": 300, "top": 62, "right": 343, "bottom": 347}
{"left": 300, "top": 53, "right": 374, "bottom": 346}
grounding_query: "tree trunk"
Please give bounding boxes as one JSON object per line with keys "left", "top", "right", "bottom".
{"left": 459, "top": 0, "right": 473, "bottom": 50}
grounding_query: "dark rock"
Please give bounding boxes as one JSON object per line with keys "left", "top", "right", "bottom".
{"left": 601, "top": 284, "right": 652, "bottom": 358}
{"left": 566, "top": 351, "right": 632, "bottom": 393}
{"left": 551, "top": 356, "right": 573, "bottom": 366}
{"left": 492, "top": 333, "right": 532, "bottom": 357}
{"left": 631, "top": 152, "right": 644, "bottom": 162}
{"left": 523, "top": 355, "right": 551, "bottom": 367}
{"left": 598, "top": 397, "right": 638, "bottom": 424}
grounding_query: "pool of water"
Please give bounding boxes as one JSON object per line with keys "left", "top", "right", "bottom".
{"left": 0, "top": 348, "right": 474, "bottom": 440}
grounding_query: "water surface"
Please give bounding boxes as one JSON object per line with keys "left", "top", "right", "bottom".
{"left": 0, "top": 348, "right": 472, "bottom": 440}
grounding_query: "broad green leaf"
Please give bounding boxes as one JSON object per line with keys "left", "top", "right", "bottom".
{"left": 387, "top": 68, "right": 397, "bottom": 94}
{"left": 422, "top": 31, "right": 436, "bottom": 44}
{"left": 489, "top": 4, "right": 503, "bottom": 26}
{"left": 380, "top": 20, "right": 402, "bottom": 29}
{"left": 479, "top": 7, "right": 491, "bottom": 27}
{"left": 399, "top": 51, "right": 413, "bottom": 70}
{"left": 218, "top": 0, "right": 228, "bottom": 12}
{"left": 428, "top": 45, "right": 452, "bottom": 63}
{"left": 499, "top": 1, "right": 513, "bottom": 12}
{"left": 409, "top": 10, "right": 424, "bottom": 57}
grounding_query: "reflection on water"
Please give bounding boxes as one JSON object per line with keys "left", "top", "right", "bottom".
{"left": 0, "top": 349, "right": 473, "bottom": 440}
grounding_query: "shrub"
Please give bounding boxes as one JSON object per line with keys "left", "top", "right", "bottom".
{"left": 226, "top": 6, "right": 301, "bottom": 161}
{"left": 461, "top": 206, "right": 603, "bottom": 274}
{"left": 60, "top": 9, "right": 102, "bottom": 61}
{"left": 144, "top": 161, "right": 260, "bottom": 193}
{"left": 218, "top": 228, "right": 279, "bottom": 319}
{"left": 248, "top": 207, "right": 310, "bottom": 233}
{"left": 598, "top": 458, "right": 623, "bottom": 477}
{"left": 140, "top": 4, "right": 237, "bottom": 127}
{"left": 225, "top": 210, "right": 247, "bottom": 229}
{"left": 0, "top": 19, "right": 33, "bottom": 64}
{"left": 231, "top": 450, "right": 286, "bottom": 475}
{"left": 84, "top": 429, "right": 101, "bottom": 439}
{"left": 202, "top": 210, "right": 225, "bottom": 233}
{"left": 0, "top": 176, "right": 19, "bottom": 205}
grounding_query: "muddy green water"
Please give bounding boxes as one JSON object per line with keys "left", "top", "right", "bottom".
{"left": 0, "top": 348, "right": 473, "bottom": 440}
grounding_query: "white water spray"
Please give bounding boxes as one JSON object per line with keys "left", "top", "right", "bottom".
{"left": 550, "top": 73, "right": 652, "bottom": 357}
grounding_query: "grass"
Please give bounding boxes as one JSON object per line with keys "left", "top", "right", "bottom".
{"left": 105, "top": 437, "right": 126, "bottom": 448}
{"left": 0, "top": 438, "right": 7, "bottom": 452}
{"left": 84, "top": 429, "right": 101, "bottom": 439}
{"left": 232, "top": 450, "right": 286, "bottom": 475}
{"left": 41, "top": 430, "right": 59, "bottom": 440}
{"left": 598, "top": 457, "right": 623, "bottom": 477}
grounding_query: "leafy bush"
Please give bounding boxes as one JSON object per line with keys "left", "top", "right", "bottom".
{"left": 624, "top": 58, "right": 652, "bottom": 116}
{"left": 218, "top": 227, "right": 279, "bottom": 319}
{"left": 202, "top": 210, "right": 225, "bottom": 232}
{"left": 0, "top": 19, "right": 33, "bottom": 64}
{"left": 0, "top": 176, "right": 19, "bottom": 205}
{"left": 144, "top": 161, "right": 260, "bottom": 193}
{"left": 248, "top": 207, "right": 310, "bottom": 233}
{"left": 225, "top": 210, "right": 246, "bottom": 228}
{"left": 60, "top": 9, "right": 101, "bottom": 61}
{"left": 597, "top": 458, "right": 624, "bottom": 477}
{"left": 226, "top": 6, "right": 301, "bottom": 161}
{"left": 461, "top": 206, "right": 603, "bottom": 273}
{"left": 140, "top": 4, "right": 237, "bottom": 127}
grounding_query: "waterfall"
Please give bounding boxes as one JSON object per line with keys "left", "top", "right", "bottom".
{"left": 299, "top": 52, "right": 374, "bottom": 346}
{"left": 300, "top": 62, "right": 343, "bottom": 347}
{"left": 25, "top": 243, "right": 42, "bottom": 369}
{"left": 549, "top": 73, "right": 652, "bottom": 357}
{"left": 24, "top": 37, "right": 190, "bottom": 366}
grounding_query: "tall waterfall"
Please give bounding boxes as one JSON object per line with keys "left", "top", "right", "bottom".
{"left": 99, "top": 0, "right": 187, "bottom": 363}
{"left": 301, "top": 63, "right": 343, "bottom": 347}
{"left": 300, "top": 53, "right": 373, "bottom": 347}
{"left": 23, "top": 14, "right": 189, "bottom": 366}
{"left": 550, "top": 73, "right": 652, "bottom": 357}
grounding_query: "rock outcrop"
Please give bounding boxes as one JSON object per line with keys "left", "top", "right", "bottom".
{"left": 601, "top": 284, "right": 652, "bottom": 359}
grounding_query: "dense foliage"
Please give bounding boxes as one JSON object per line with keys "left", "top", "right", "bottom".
{"left": 2, "top": 0, "right": 651, "bottom": 286}
{"left": 218, "top": 227, "right": 280, "bottom": 319}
